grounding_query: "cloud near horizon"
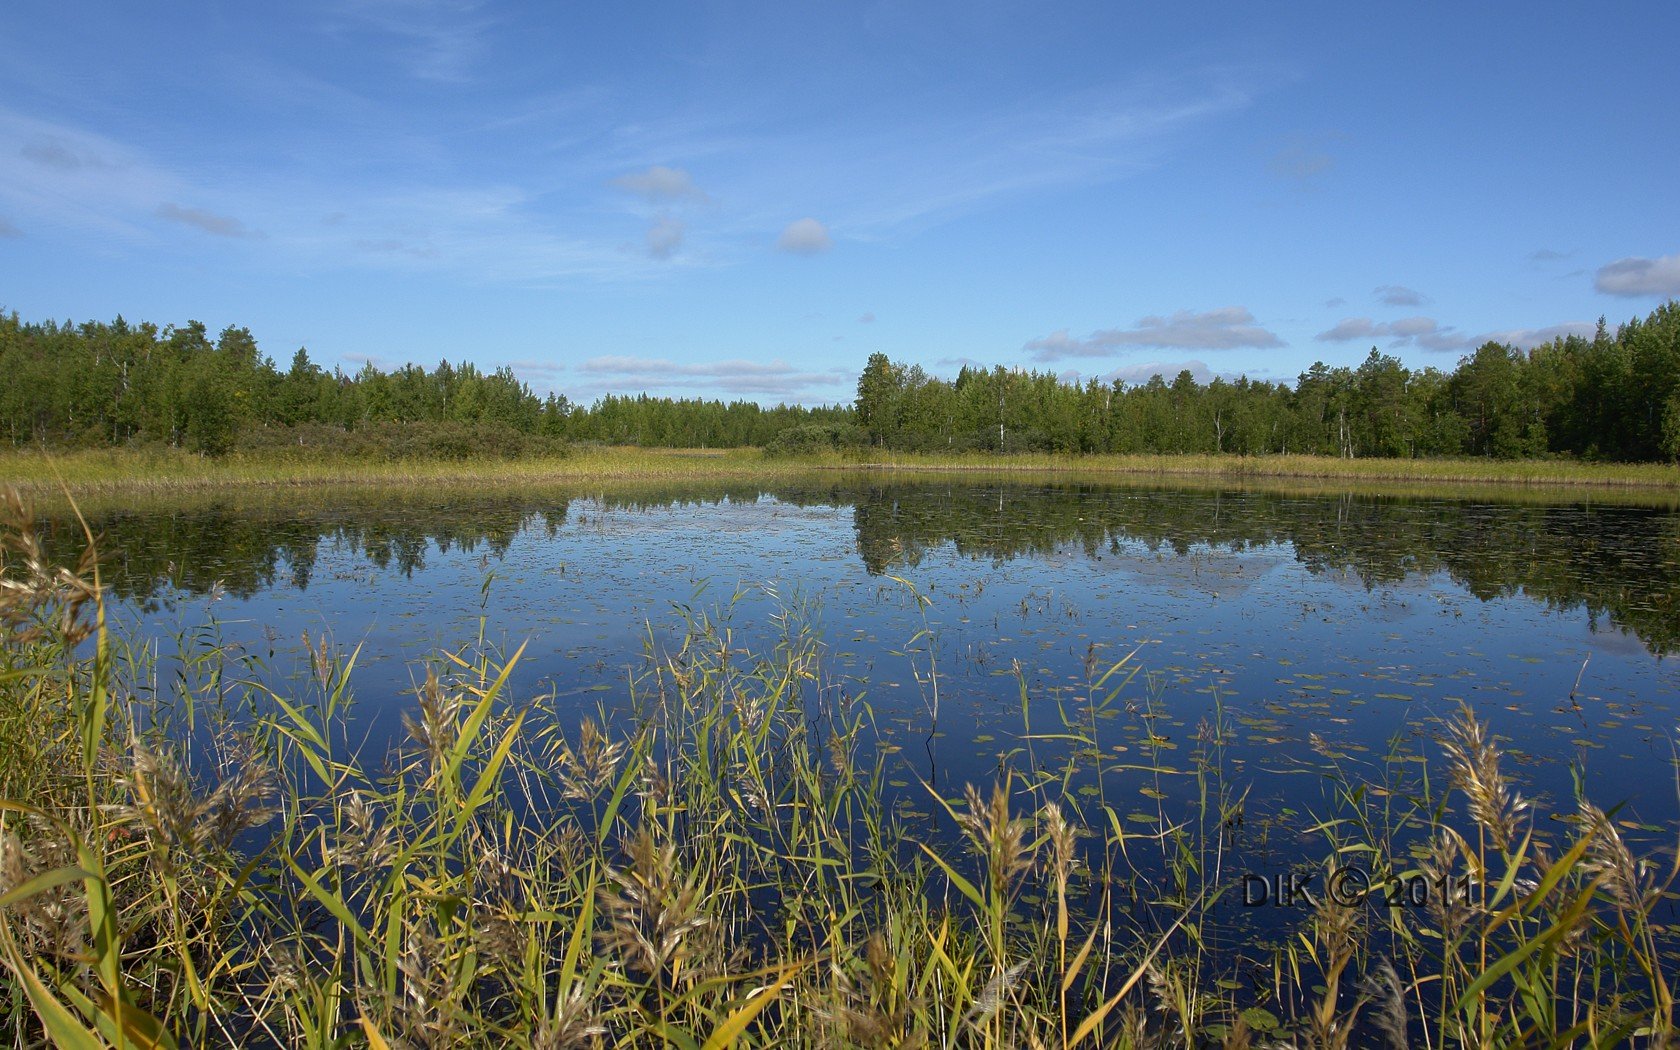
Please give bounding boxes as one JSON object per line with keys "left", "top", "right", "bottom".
{"left": 1594, "top": 253, "right": 1680, "bottom": 297}
{"left": 1026, "top": 307, "right": 1283, "bottom": 360}
{"left": 576, "top": 354, "right": 850, "bottom": 398}
{"left": 1101, "top": 359, "right": 1218, "bottom": 385}
{"left": 1317, "top": 315, "right": 1593, "bottom": 353}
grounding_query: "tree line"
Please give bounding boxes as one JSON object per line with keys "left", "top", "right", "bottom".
{"left": 853, "top": 300, "right": 1680, "bottom": 461}
{"left": 0, "top": 313, "right": 843, "bottom": 454}
{"left": 2, "top": 300, "right": 1676, "bottom": 460}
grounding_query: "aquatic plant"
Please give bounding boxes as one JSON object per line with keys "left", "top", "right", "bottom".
{"left": 1, "top": 488, "right": 1677, "bottom": 1047}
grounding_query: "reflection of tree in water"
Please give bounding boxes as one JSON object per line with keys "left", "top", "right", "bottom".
{"left": 847, "top": 483, "right": 1680, "bottom": 655}
{"left": 37, "top": 496, "right": 573, "bottom": 606}
{"left": 30, "top": 480, "right": 1680, "bottom": 654}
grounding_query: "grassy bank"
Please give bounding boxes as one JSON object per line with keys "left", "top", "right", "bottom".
{"left": 2, "top": 493, "right": 1677, "bottom": 1047}
{"left": 0, "top": 446, "right": 777, "bottom": 496}
{"left": 4, "top": 446, "right": 1679, "bottom": 499}
{"left": 816, "top": 450, "right": 1680, "bottom": 489}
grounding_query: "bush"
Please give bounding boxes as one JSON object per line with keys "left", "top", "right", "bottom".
{"left": 233, "top": 421, "right": 570, "bottom": 462}
{"left": 762, "top": 422, "right": 870, "bottom": 457}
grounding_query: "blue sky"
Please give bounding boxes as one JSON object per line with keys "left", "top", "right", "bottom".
{"left": 3, "top": 1, "right": 1678, "bottom": 405}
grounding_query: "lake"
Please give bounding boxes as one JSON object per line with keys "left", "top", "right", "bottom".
{"left": 37, "top": 475, "right": 1680, "bottom": 932}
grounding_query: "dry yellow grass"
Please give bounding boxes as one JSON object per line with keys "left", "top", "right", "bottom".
{"left": 3, "top": 445, "right": 1677, "bottom": 504}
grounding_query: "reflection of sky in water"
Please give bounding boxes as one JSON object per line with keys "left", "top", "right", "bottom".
{"left": 94, "top": 486, "right": 1680, "bottom": 881}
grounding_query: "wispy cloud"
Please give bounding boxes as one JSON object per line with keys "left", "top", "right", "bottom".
{"left": 0, "top": 110, "right": 174, "bottom": 236}
{"left": 1374, "top": 284, "right": 1425, "bottom": 306}
{"left": 1530, "top": 247, "right": 1573, "bottom": 262}
{"left": 703, "top": 67, "right": 1265, "bottom": 241}
{"left": 858, "top": 312, "right": 875, "bottom": 324}
{"left": 0, "top": 60, "right": 1266, "bottom": 286}
{"left": 156, "top": 202, "right": 260, "bottom": 238}
{"left": 0, "top": 216, "right": 19, "bottom": 238}
{"left": 1594, "top": 253, "right": 1680, "bottom": 297}
{"left": 1026, "top": 307, "right": 1283, "bottom": 360}
{"left": 573, "top": 355, "right": 851, "bottom": 399}
{"left": 321, "top": 0, "right": 492, "bottom": 82}
{"left": 776, "top": 217, "right": 832, "bottom": 254}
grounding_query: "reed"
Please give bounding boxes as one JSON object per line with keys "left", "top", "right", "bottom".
{"left": 4, "top": 446, "right": 1679, "bottom": 499}
{"left": 1, "top": 490, "right": 1676, "bottom": 1047}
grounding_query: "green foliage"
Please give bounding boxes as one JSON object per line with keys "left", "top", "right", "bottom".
{"left": 761, "top": 422, "right": 869, "bottom": 457}
{"left": 4, "top": 300, "right": 1680, "bottom": 461}
{"left": 840, "top": 301, "right": 1680, "bottom": 462}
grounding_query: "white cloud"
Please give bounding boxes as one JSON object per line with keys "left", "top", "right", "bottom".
{"left": 645, "top": 214, "right": 684, "bottom": 259}
{"left": 611, "top": 165, "right": 707, "bottom": 202}
{"left": 1594, "top": 253, "right": 1680, "bottom": 297}
{"left": 776, "top": 217, "right": 832, "bottom": 255}
{"left": 1374, "top": 284, "right": 1425, "bottom": 306}
{"left": 1026, "top": 307, "right": 1283, "bottom": 360}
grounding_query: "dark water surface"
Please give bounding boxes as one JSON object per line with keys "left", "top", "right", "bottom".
{"left": 41, "top": 477, "right": 1680, "bottom": 890}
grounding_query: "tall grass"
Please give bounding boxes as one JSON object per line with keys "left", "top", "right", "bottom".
{"left": 2, "top": 489, "right": 1677, "bottom": 1047}
{"left": 805, "top": 450, "right": 1680, "bottom": 490}
{"left": 0, "top": 447, "right": 783, "bottom": 497}
{"left": 4, "top": 446, "right": 1679, "bottom": 499}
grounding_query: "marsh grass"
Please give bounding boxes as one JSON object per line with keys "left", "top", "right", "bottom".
{"left": 815, "top": 451, "right": 1680, "bottom": 491}
{"left": 4, "top": 446, "right": 1679, "bottom": 501}
{"left": 2, "top": 490, "right": 1678, "bottom": 1047}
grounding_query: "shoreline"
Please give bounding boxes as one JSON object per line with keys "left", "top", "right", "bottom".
{"left": 4, "top": 446, "right": 1679, "bottom": 499}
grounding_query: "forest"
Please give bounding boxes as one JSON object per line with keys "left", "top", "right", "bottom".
{"left": 852, "top": 300, "right": 1680, "bottom": 461}
{"left": 1, "top": 300, "right": 1677, "bottom": 460}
